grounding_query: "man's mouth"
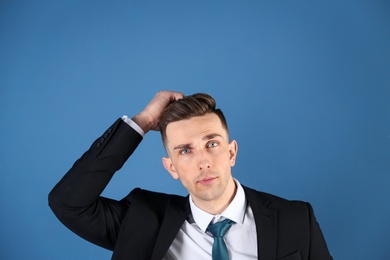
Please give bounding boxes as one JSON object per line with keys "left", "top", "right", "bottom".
{"left": 198, "top": 177, "right": 217, "bottom": 186}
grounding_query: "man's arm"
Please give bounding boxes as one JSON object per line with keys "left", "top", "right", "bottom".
{"left": 48, "top": 119, "right": 143, "bottom": 250}
{"left": 48, "top": 91, "right": 184, "bottom": 250}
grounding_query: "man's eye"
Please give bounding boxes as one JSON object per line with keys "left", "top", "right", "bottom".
{"left": 180, "top": 149, "right": 190, "bottom": 155}
{"left": 208, "top": 141, "right": 218, "bottom": 148}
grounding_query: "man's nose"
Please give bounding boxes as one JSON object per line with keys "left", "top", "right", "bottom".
{"left": 197, "top": 150, "right": 211, "bottom": 170}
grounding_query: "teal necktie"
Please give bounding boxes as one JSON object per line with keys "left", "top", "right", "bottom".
{"left": 207, "top": 219, "right": 235, "bottom": 260}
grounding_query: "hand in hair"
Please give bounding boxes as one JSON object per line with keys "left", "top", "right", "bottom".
{"left": 132, "top": 90, "right": 184, "bottom": 133}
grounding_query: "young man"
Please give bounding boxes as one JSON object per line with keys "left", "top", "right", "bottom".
{"left": 49, "top": 91, "right": 332, "bottom": 259}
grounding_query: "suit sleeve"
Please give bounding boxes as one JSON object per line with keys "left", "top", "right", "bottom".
{"left": 48, "top": 118, "right": 143, "bottom": 250}
{"left": 307, "top": 203, "right": 333, "bottom": 259}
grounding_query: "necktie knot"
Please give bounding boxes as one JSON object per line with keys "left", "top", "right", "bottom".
{"left": 208, "top": 218, "right": 234, "bottom": 237}
{"left": 207, "top": 219, "right": 235, "bottom": 260}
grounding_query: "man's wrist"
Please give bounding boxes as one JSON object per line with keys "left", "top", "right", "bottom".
{"left": 121, "top": 115, "right": 145, "bottom": 137}
{"left": 130, "top": 110, "right": 157, "bottom": 134}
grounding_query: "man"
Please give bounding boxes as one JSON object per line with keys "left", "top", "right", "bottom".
{"left": 49, "top": 91, "right": 332, "bottom": 259}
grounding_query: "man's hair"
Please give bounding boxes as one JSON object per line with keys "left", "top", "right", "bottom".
{"left": 158, "top": 93, "right": 228, "bottom": 146}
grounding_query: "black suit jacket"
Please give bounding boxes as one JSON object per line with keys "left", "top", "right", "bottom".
{"left": 49, "top": 119, "right": 332, "bottom": 260}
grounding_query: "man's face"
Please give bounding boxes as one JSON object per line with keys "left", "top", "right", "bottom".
{"left": 162, "top": 113, "right": 238, "bottom": 212}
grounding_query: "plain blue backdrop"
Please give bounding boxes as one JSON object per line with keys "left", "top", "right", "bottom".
{"left": 1, "top": 1, "right": 389, "bottom": 259}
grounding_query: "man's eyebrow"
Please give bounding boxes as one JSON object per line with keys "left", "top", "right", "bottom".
{"left": 173, "top": 144, "right": 191, "bottom": 150}
{"left": 173, "top": 134, "right": 222, "bottom": 150}
{"left": 202, "top": 133, "right": 222, "bottom": 140}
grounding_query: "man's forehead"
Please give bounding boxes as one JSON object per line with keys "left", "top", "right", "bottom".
{"left": 166, "top": 114, "right": 223, "bottom": 133}
{"left": 164, "top": 114, "right": 227, "bottom": 145}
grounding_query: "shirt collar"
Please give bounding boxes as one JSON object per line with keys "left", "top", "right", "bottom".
{"left": 189, "top": 178, "right": 247, "bottom": 232}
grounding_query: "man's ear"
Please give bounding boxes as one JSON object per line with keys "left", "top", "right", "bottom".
{"left": 162, "top": 157, "right": 179, "bottom": 179}
{"left": 228, "top": 140, "right": 238, "bottom": 167}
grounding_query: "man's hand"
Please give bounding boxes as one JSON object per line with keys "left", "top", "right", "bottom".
{"left": 132, "top": 91, "right": 184, "bottom": 133}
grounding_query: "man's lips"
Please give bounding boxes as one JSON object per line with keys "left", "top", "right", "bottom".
{"left": 197, "top": 177, "right": 217, "bottom": 186}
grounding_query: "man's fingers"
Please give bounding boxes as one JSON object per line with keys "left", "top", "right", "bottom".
{"left": 156, "top": 90, "right": 184, "bottom": 103}
{"left": 170, "top": 91, "right": 185, "bottom": 101}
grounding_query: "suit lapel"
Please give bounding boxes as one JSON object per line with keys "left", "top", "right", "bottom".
{"left": 148, "top": 187, "right": 278, "bottom": 260}
{"left": 151, "top": 196, "right": 190, "bottom": 260}
{"left": 243, "top": 186, "right": 277, "bottom": 260}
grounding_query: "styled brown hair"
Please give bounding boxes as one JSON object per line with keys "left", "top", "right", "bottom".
{"left": 158, "top": 93, "right": 228, "bottom": 146}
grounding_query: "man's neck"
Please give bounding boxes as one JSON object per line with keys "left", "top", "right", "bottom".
{"left": 193, "top": 179, "right": 237, "bottom": 215}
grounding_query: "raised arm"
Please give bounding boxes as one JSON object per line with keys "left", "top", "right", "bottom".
{"left": 48, "top": 91, "right": 184, "bottom": 250}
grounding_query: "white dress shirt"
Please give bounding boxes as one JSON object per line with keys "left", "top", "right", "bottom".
{"left": 164, "top": 179, "right": 257, "bottom": 260}
{"left": 122, "top": 116, "right": 258, "bottom": 259}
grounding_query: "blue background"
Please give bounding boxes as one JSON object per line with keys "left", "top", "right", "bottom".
{"left": 1, "top": 1, "right": 389, "bottom": 259}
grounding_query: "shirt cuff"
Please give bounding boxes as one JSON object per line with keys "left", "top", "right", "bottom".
{"left": 121, "top": 115, "right": 145, "bottom": 137}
